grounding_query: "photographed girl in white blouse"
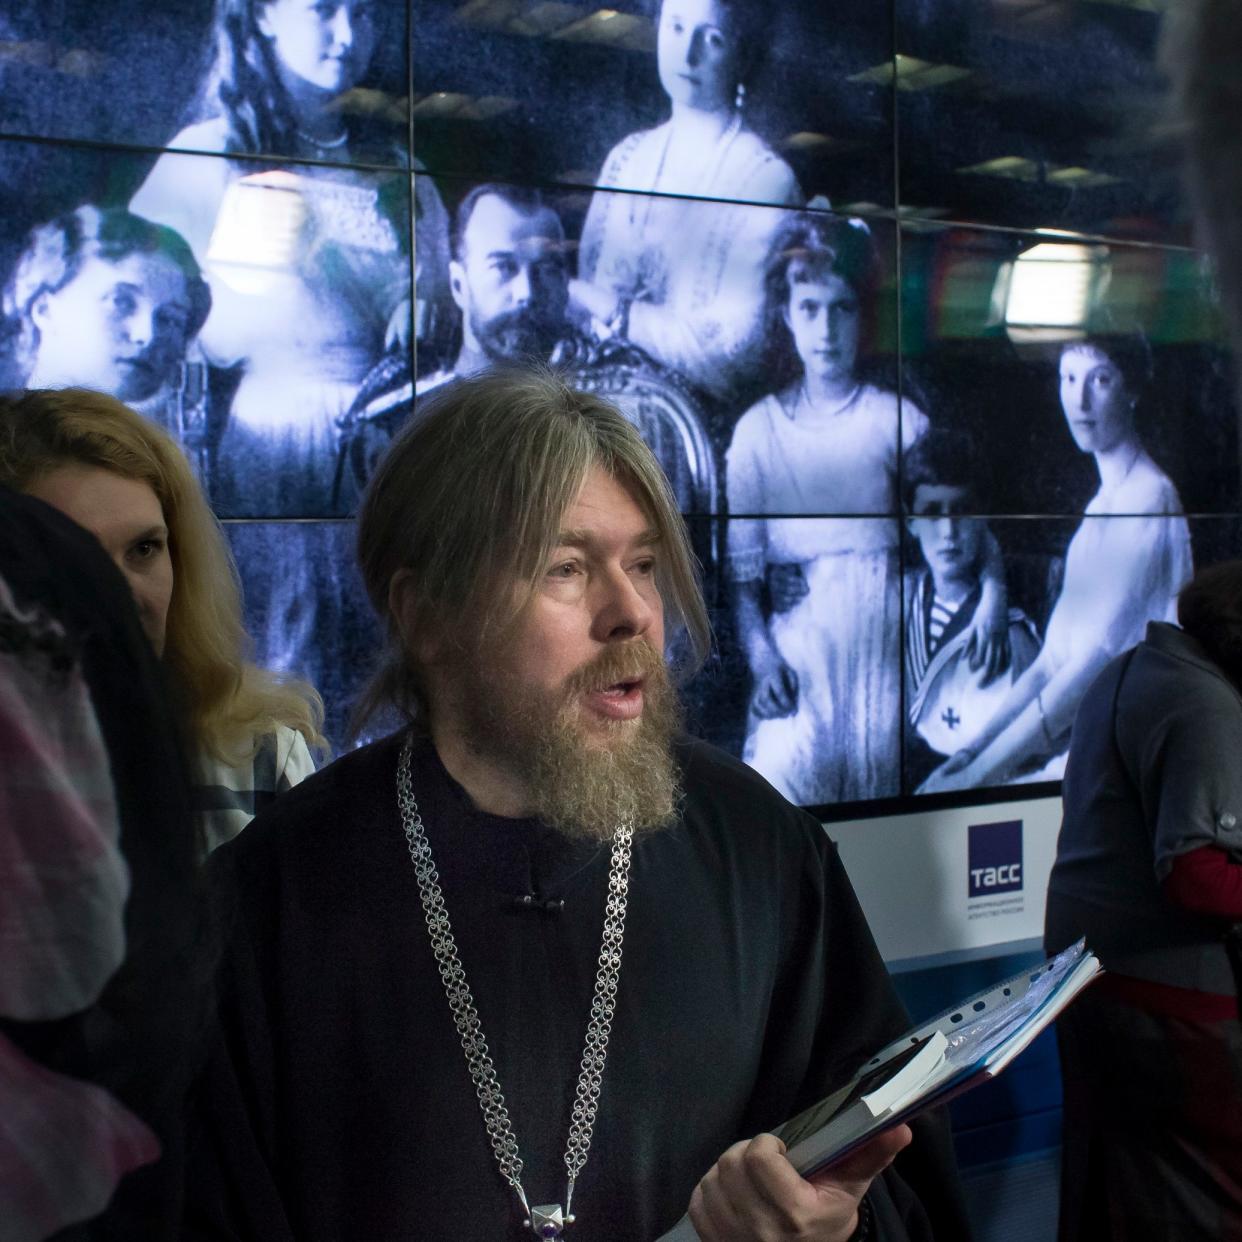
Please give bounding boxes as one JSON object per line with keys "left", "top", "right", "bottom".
{"left": 727, "top": 214, "right": 1008, "bottom": 803}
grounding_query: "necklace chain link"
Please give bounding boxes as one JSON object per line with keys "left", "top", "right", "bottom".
{"left": 396, "top": 735, "right": 633, "bottom": 1230}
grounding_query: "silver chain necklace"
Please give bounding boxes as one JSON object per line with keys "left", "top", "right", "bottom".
{"left": 397, "top": 735, "right": 634, "bottom": 1238}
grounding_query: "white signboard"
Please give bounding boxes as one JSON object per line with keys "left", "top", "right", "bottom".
{"left": 828, "top": 797, "right": 1063, "bottom": 972}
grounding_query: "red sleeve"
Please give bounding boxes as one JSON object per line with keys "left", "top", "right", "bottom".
{"left": 1162, "top": 845, "right": 1242, "bottom": 920}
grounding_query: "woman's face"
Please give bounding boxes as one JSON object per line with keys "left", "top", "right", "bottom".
{"left": 657, "top": 0, "right": 739, "bottom": 114}
{"left": 257, "top": 0, "right": 377, "bottom": 94}
{"left": 31, "top": 252, "right": 194, "bottom": 403}
{"left": 26, "top": 465, "right": 174, "bottom": 656}
{"left": 1059, "top": 344, "right": 1136, "bottom": 455}
{"left": 783, "top": 270, "right": 861, "bottom": 386}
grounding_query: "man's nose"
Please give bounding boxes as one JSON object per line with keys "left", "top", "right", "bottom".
{"left": 509, "top": 266, "right": 532, "bottom": 306}
{"left": 595, "top": 568, "right": 656, "bottom": 642}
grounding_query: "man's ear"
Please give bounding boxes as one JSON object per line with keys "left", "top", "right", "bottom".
{"left": 448, "top": 260, "right": 467, "bottom": 313}
{"left": 389, "top": 568, "right": 439, "bottom": 665}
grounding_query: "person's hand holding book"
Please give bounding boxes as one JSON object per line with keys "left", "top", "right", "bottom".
{"left": 686, "top": 1125, "right": 912, "bottom": 1241}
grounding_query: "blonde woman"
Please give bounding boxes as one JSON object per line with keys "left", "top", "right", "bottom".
{"left": 0, "top": 387, "right": 325, "bottom": 849}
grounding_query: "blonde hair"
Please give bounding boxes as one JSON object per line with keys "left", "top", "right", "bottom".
{"left": 355, "top": 366, "right": 711, "bottom": 731}
{"left": 0, "top": 387, "right": 325, "bottom": 762}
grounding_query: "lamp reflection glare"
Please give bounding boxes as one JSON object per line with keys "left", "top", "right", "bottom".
{"left": 206, "top": 171, "right": 308, "bottom": 294}
{"left": 1002, "top": 242, "right": 1109, "bottom": 342}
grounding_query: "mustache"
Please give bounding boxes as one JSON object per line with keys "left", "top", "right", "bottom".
{"left": 563, "top": 640, "right": 667, "bottom": 697}
{"left": 479, "top": 305, "right": 566, "bottom": 347}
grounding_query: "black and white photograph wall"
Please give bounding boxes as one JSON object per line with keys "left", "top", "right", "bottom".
{"left": 413, "top": 0, "right": 893, "bottom": 210}
{"left": 0, "top": 140, "right": 410, "bottom": 519}
{"left": 2, "top": 0, "right": 1238, "bottom": 810}
{"left": 0, "top": 0, "right": 409, "bottom": 164}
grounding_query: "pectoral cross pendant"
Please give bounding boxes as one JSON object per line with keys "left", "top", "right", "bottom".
{"left": 527, "top": 1204, "right": 570, "bottom": 1238}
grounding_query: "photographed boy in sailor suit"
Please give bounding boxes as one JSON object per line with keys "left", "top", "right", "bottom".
{"left": 903, "top": 429, "right": 1040, "bottom": 791}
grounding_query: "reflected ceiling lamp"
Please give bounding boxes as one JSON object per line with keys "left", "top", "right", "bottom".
{"left": 998, "top": 239, "right": 1111, "bottom": 343}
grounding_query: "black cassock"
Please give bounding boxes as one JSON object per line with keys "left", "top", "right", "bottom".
{"left": 186, "top": 730, "right": 970, "bottom": 1241}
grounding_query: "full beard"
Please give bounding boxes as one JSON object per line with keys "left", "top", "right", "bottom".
{"left": 457, "top": 640, "right": 683, "bottom": 842}
{"left": 473, "top": 306, "right": 565, "bottom": 364}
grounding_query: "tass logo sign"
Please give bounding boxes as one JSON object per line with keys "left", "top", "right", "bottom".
{"left": 968, "top": 819, "right": 1023, "bottom": 898}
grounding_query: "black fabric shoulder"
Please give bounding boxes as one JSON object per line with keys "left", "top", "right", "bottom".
{"left": 223, "top": 728, "right": 407, "bottom": 850}
{"left": 674, "top": 734, "right": 837, "bottom": 850}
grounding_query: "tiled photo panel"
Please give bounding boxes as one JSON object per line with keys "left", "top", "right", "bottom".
{"left": 901, "top": 514, "right": 1242, "bottom": 798}
{"left": 894, "top": 0, "right": 1186, "bottom": 243}
{"left": 0, "top": 0, "right": 410, "bottom": 166}
{"left": 415, "top": 179, "right": 901, "bottom": 518}
{"left": 898, "top": 223, "right": 1239, "bottom": 517}
{"left": 0, "top": 138, "right": 412, "bottom": 519}
{"left": 413, "top": 0, "right": 894, "bottom": 208}
{"left": 225, "top": 519, "right": 383, "bottom": 753}
{"left": 4, "top": 1, "right": 1239, "bottom": 814}
{"left": 700, "top": 517, "right": 904, "bottom": 808}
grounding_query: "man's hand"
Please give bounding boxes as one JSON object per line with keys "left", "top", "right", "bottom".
{"left": 967, "top": 534, "right": 1012, "bottom": 685}
{"left": 688, "top": 1125, "right": 911, "bottom": 1241}
{"left": 766, "top": 563, "right": 809, "bottom": 615}
{"left": 749, "top": 647, "right": 799, "bottom": 720}
{"left": 964, "top": 619, "right": 1010, "bottom": 685}
{"left": 384, "top": 296, "right": 412, "bottom": 352}
{"left": 568, "top": 277, "right": 621, "bottom": 327}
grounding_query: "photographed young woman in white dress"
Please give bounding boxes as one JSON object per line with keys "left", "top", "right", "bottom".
{"left": 573, "top": 0, "right": 803, "bottom": 402}
{"left": 919, "top": 334, "right": 1193, "bottom": 793}
{"left": 130, "top": 0, "right": 408, "bottom": 515}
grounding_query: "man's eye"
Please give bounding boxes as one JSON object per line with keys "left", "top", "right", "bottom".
{"left": 108, "top": 289, "right": 137, "bottom": 314}
{"left": 548, "top": 561, "right": 580, "bottom": 578}
{"left": 632, "top": 558, "right": 657, "bottom": 577}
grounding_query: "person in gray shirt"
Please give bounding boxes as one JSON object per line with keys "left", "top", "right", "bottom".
{"left": 1045, "top": 561, "right": 1242, "bottom": 1240}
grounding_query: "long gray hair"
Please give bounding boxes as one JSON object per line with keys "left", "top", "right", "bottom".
{"left": 353, "top": 367, "right": 711, "bottom": 733}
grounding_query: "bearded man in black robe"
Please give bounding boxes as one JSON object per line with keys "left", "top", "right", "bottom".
{"left": 186, "top": 368, "right": 969, "bottom": 1242}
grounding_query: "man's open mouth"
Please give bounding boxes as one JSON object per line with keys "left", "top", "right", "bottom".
{"left": 600, "top": 677, "right": 642, "bottom": 697}
{"left": 585, "top": 677, "right": 646, "bottom": 721}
